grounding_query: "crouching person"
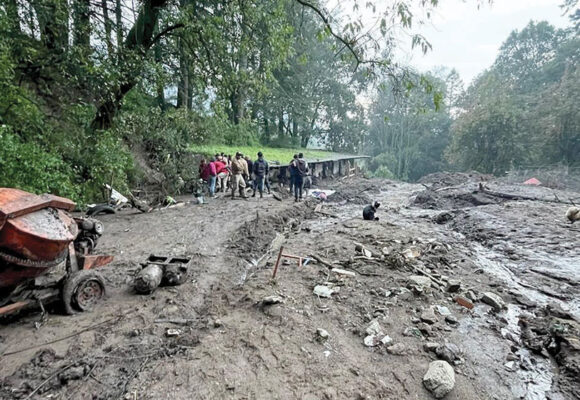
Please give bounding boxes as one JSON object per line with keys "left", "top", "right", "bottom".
{"left": 363, "top": 201, "right": 380, "bottom": 221}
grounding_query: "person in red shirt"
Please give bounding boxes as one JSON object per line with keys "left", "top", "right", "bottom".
{"left": 214, "top": 157, "right": 228, "bottom": 192}
{"left": 199, "top": 158, "right": 209, "bottom": 181}
{"left": 204, "top": 158, "right": 217, "bottom": 196}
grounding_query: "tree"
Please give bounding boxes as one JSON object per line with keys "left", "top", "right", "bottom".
{"left": 365, "top": 70, "right": 454, "bottom": 181}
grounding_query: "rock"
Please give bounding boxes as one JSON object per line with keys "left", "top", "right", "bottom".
{"left": 380, "top": 335, "right": 393, "bottom": 345}
{"left": 331, "top": 268, "right": 356, "bottom": 278}
{"left": 424, "top": 342, "right": 440, "bottom": 352}
{"left": 445, "top": 315, "right": 458, "bottom": 324}
{"left": 421, "top": 308, "right": 438, "bottom": 324}
{"left": 446, "top": 280, "right": 461, "bottom": 293}
{"left": 402, "top": 246, "right": 421, "bottom": 259}
{"left": 423, "top": 360, "right": 455, "bottom": 399}
{"left": 165, "top": 328, "right": 182, "bottom": 337}
{"left": 213, "top": 319, "right": 223, "bottom": 328}
{"left": 59, "top": 366, "right": 85, "bottom": 383}
{"left": 466, "top": 290, "right": 478, "bottom": 302}
{"left": 366, "top": 319, "right": 383, "bottom": 336}
{"left": 364, "top": 335, "right": 378, "bottom": 347}
{"left": 417, "top": 323, "right": 433, "bottom": 337}
{"left": 504, "top": 361, "right": 517, "bottom": 372}
{"left": 435, "top": 343, "right": 461, "bottom": 362}
{"left": 435, "top": 305, "right": 451, "bottom": 317}
{"left": 316, "top": 329, "right": 329, "bottom": 340}
{"left": 387, "top": 343, "right": 409, "bottom": 355}
{"left": 381, "top": 247, "right": 390, "bottom": 255}
{"left": 313, "top": 285, "right": 336, "bottom": 298}
{"left": 407, "top": 276, "right": 432, "bottom": 291}
{"left": 403, "top": 327, "right": 422, "bottom": 337}
{"left": 398, "top": 287, "right": 414, "bottom": 301}
{"left": 482, "top": 292, "right": 506, "bottom": 311}
{"left": 262, "top": 295, "right": 284, "bottom": 305}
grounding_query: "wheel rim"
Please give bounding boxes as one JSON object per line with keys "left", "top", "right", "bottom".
{"left": 75, "top": 279, "right": 104, "bottom": 310}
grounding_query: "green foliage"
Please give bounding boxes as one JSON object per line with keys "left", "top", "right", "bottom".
{"left": 448, "top": 21, "right": 579, "bottom": 174}
{"left": 189, "top": 145, "right": 334, "bottom": 165}
{"left": 0, "top": 126, "right": 80, "bottom": 200}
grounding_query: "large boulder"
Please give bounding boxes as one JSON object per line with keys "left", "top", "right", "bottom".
{"left": 423, "top": 360, "right": 455, "bottom": 399}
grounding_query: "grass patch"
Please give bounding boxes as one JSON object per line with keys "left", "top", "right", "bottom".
{"left": 189, "top": 145, "right": 338, "bottom": 165}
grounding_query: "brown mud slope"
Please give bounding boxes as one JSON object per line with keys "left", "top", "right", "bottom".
{"left": 1, "top": 175, "right": 579, "bottom": 400}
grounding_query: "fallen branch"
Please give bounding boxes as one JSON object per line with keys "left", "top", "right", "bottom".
{"left": 478, "top": 185, "right": 576, "bottom": 205}
{"left": 154, "top": 318, "right": 197, "bottom": 325}
{"left": 529, "top": 268, "right": 578, "bottom": 286}
{"left": 25, "top": 364, "right": 74, "bottom": 400}
{"left": 308, "top": 254, "right": 338, "bottom": 269}
{"left": 411, "top": 266, "right": 445, "bottom": 287}
{"left": 2, "top": 315, "right": 124, "bottom": 357}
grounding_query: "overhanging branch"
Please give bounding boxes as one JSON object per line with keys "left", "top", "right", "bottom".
{"left": 294, "top": 0, "right": 362, "bottom": 70}
{"left": 150, "top": 23, "right": 185, "bottom": 47}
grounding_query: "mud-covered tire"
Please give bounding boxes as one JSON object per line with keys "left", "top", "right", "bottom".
{"left": 62, "top": 270, "right": 106, "bottom": 315}
{"left": 86, "top": 205, "right": 116, "bottom": 216}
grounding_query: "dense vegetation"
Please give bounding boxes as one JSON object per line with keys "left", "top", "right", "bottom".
{"left": 0, "top": 0, "right": 578, "bottom": 203}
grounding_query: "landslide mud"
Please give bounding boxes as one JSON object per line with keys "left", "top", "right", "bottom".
{"left": 0, "top": 175, "right": 578, "bottom": 399}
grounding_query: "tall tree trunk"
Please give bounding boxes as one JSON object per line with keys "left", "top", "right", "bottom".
{"left": 154, "top": 42, "right": 165, "bottom": 109}
{"left": 233, "top": 54, "right": 247, "bottom": 124}
{"left": 74, "top": 0, "right": 92, "bottom": 48}
{"left": 91, "top": 0, "right": 169, "bottom": 130}
{"left": 278, "top": 110, "right": 285, "bottom": 135}
{"left": 34, "top": 0, "right": 69, "bottom": 52}
{"left": 115, "top": 0, "right": 123, "bottom": 49}
{"left": 101, "top": 0, "right": 114, "bottom": 55}
{"left": 177, "top": 38, "right": 189, "bottom": 108}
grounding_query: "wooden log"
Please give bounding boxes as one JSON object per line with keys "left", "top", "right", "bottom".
{"left": 478, "top": 185, "right": 577, "bottom": 205}
{"left": 134, "top": 264, "right": 163, "bottom": 294}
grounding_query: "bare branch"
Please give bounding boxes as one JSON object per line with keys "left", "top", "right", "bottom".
{"left": 294, "top": 0, "right": 362, "bottom": 70}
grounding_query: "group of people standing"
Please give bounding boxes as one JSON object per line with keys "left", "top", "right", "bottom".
{"left": 198, "top": 151, "right": 271, "bottom": 200}
{"left": 198, "top": 151, "right": 310, "bottom": 202}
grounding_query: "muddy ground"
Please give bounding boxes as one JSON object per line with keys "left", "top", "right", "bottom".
{"left": 1, "top": 174, "right": 579, "bottom": 400}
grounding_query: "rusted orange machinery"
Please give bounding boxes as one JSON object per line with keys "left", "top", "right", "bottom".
{"left": 0, "top": 188, "right": 113, "bottom": 316}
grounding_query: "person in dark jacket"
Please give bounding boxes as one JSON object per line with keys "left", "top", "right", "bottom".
{"left": 289, "top": 154, "right": 298, "bottom": 194}
{"left": 363, "top": 201, "right": 380, "bottom": 220}
{"left": 293, "top": 153, "right": 309, "bottom": 202}
{"left": 244, "top": 155, "right": 254, "bottom": 185}
{"left": 252, "top": 151, "right": 269, "bottom": 198}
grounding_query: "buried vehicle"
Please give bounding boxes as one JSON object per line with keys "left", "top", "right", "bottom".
{"left": 0, "top": 188, "right": 113, "bottom": 316}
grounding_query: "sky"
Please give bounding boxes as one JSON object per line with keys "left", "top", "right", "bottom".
{"left": 403, "top": 0, "right": 571, "bottom": 84}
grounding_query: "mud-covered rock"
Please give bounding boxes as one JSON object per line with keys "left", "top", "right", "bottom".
{"left": 435, "top": 343, "right": 461, "bottom": 362}
{"left": 423, "top": 360, "right": 455, "bottom": 399}
{"left": 407, "top": 276, "right": 431, "bottom": 291}
{"left": 482, "top": 292, "right": 506, "bottom": 311}
{"left": 421, "top": 308, "right": 438, "bottom": 325}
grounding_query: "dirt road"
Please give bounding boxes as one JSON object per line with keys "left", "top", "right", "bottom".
{"left": 1, "top": 175, "right": 579, "bottom": 399}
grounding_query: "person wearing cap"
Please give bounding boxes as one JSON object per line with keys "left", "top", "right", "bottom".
{"left": 230, "top": 152, "right": 249, "bottom": 199}
{"left": 363, "top": 201, "right": 381, "bottom": 221}
{"left": 252, "top": 151, "right": 269, "bottom": 198}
